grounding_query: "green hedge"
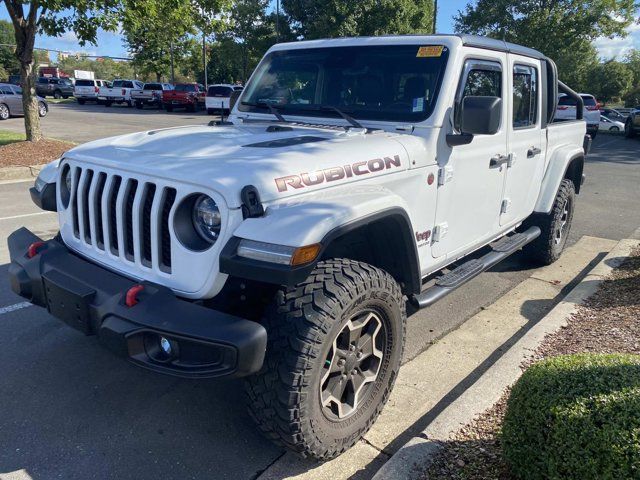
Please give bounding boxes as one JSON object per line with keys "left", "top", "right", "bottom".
{"left": 502, "top": 353, "right": 640, "bottom": 480}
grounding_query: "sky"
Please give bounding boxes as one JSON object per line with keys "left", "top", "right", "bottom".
{"left": 0, "top": 1, "right": 638, "bottom": 62}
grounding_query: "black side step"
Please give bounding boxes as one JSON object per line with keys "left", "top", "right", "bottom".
{"left": 410, "top": 226, "right": 541, "bottom": 309}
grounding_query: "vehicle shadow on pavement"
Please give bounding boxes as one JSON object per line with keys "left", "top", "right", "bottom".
{"left": 587, "top": 137, "right": 640, "bottom": 166}
{"left": 0, "top": 262, "right": 282, "bottom": 480}
{"left": 347, "top": 249, "right": 610, "bottom": 480}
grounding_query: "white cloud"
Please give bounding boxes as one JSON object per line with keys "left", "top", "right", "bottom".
{"left": 593, "top": 22, "right": 640, "bottom": 59}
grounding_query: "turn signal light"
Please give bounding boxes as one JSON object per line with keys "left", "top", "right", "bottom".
{"left": 291, "top": 244, "right": 321, "bottom": 266}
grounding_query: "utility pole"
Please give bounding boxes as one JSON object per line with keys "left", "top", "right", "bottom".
{"left": 433, "top": 0, "right": 438, "bottom": 34}
{"left": 170, "top": 40, "right": 175, "bottom": 84}
{"left": 202, "top": 32, "right": 208, "bottom": 89}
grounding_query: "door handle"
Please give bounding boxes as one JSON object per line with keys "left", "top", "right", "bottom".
{"left": 527, "top": 147, "right": 542, "bottom": 158}
{"left": 489, "top": 154, "right": 510, "bottom": 167}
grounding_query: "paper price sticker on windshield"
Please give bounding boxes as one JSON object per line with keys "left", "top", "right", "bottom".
{"left": 417, "top": 46, "right": 444, "bottom": 58}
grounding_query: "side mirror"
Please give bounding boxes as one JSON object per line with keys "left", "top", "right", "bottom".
{"left": 230, "top": 90, "right": 242, "bottom": 110}
{"left": 460, "top": 96, "right": 502, "bottom": 135}
{"left": 446, "top": 96, "right": 502, "bottom": 147}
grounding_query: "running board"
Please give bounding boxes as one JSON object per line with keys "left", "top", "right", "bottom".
{"left": 410, "top": 226, "right": 541, "bottom": 309}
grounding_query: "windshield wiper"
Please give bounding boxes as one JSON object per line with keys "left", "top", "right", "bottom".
{"left": 241, "top": 101, "right": 287, "bottom": 123}
{"left": 316, "top": 105, "right": 363, "bottom": 129}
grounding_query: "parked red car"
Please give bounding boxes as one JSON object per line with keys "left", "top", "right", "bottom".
{"left": 162, "top": 83, "right": 206, "bottom": 112}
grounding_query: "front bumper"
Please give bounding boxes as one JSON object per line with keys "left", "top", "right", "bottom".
{"left": 7, "top": 228, "right": 267, "bottom": 379}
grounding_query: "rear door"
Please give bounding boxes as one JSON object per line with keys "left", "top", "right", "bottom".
{"left": 432, "top": 56, "right": 508, "bottom": 259}
{"left": 500, "top": 56, "right": 546, "bottom": 226}
{"left": 1, "top": 85, "right": 22, "bottom": 114}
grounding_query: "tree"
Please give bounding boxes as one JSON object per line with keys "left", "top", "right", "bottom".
{"left": 282, "top": 0, "right": 434, "bottom": 39}
{"left": 0, "top": 20, "right": 21, "bottom": 77}
{"left": 590, "top": 60, "right": 633, "bottom": 103}
{"left": 622, "top": 86, "right": 640, "bottom": 108}
{"left": 3, "top": 2, "right": 121, "bottom": 141}
{"left": 624, "top": 49, "right": 640, "bottom": 87}
{"left": 454, "top": 0, "right": 638, "bottom": 90}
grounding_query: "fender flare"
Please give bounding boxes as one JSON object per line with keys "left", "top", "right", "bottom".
{"left": 533, "top": 147, "right": 584, "bottom": 214}
{"left": 220, "top": 194, "right": 421, "bottom": 293}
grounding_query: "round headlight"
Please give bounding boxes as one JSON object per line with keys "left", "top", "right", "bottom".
{"left": 192, "top": 195, "right": 221, "bottom": 243}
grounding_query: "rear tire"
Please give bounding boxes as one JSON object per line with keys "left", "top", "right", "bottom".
{"left": 38, "top": 102, "right": 47, "bottom": 118}
{"left": 522, "top": 179, "right": 575, "bottom": 265}
{"left": 0, "top": 103, "right": 9, "bottom": 120}
{"left": 610, "top": 126, "right": 619, "bottom": 133}
{"left": 165, "top": 105, "right": 173, "bottom": 112}
{"left": 207, "top": 108, "right": 215, "bottom": 115}
{"left": 77, "top": 99, "right": 85, "bottom": 105}
{"left": 245, "top": 259, "right": 406, "bottom": 460}
{"left": 105, "top": 101, "right": 112, "bottom": 107}
{"left": 53, "top": 90, "right": 62, "bottom": 99}
{"left": 135, "top": 101, "right": 143, "bottom": 109}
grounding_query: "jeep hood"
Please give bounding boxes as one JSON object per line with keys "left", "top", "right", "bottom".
{"left": 66, "top": 123, "right": 411, "bottom": 208}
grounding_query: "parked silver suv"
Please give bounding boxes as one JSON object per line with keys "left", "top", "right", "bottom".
{"left": 0, "top": 83, "right": 48, "bottom": 120}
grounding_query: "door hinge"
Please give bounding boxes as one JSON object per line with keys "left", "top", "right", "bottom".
{"left": 438, "top": 165, "right": 454, "bottom": 186}
{"left": 432, "top": 222, "right": 449, "bottom": 242}
{"left": 501, "top": 199, "right": 512, "bottom": 214}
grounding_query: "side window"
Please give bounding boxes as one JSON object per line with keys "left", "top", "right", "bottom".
{"left": 513, "top": 65, "right": 538, "bottom": 128}
{"left": 1, "top": 87, "right": 13, "bottom": 95}
{"left": 455, "top": 60, "right": 502, "bottom": 131}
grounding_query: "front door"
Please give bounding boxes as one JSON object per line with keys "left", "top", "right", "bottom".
{"left": 500, "top": 56, "right": 545, "bottom": 226}
{"left": 432, "top": 56, "right": 508, "bottom": 259}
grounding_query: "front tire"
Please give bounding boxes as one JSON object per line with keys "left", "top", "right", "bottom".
{"left": 38, "top": 102, "right": 47, "bottom": 117}
{"left": 246, "top": 259, "right": 406, "bottom": 460}
{"left": 610, "top": 126, "right": 619, "bottom": 133}
{"left": 53, "top": 90, "right": 62, "bottom": 99}
{"left": 0, "top": 103, "right": 9, "bottom": 120}
{"left": 522, "top": 179, "right": 575, "bottom": 265}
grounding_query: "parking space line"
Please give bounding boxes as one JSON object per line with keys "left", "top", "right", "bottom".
{"left": 0, "top": 301, "right": 32, "bottom": 315}
{"left": 0, "top": 211, "right": 53, "bottom": 221}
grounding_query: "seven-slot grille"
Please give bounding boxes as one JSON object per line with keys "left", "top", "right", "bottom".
{"left": 67, "top": 166, "right": 176, "bottom": 272}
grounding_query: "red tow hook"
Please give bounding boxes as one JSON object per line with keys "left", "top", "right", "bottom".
{"left": 125, "top": 284, "right": 144, "bottom": 307}
{"left": 27, "top": 241, "right": 45, "bottom": 258}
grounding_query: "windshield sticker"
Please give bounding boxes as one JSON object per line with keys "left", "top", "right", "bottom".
{"left": 417, "top": 46, "right": 444, "bottom": 58}
{"left": 275, "top": 155, "right": 402, "bottom": 192}
{"left": 412, "top": 97, "right": 425, "bottom": 112}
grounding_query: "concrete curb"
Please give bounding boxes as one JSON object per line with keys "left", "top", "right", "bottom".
{"left": 373, "top": 238, "right": 639, "bottom": 480}
{"left": 0, "top": 164, "right": 43, "bottom": 182}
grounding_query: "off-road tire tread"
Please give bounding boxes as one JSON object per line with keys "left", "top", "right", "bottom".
{"left": 245, "top": 258, "right": 406, "bottom": 460}
{"left": 523, "top": 179, "right": 575, "bottom": 265}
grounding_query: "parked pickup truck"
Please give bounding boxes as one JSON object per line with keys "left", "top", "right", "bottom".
{"left": 98, "top": 79, "right": 144, "bottom": 107}
{"left": 12, "top": 34, "right": 590, "bottom": 461}
{"left": 624, "top": 108, "right": 640, "bottom": 138}
{"left": 74, "top": 79, "right": 110, "bottom": 104}
{"left": 131, "top": 82, "right": 174, "bottom": 109}
{"left": 162, "top": 83, "right": 205, "bottom": 112}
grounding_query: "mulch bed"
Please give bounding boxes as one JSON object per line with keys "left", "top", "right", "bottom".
{"left": 0, "top": 138, "right": 75, "bottom": 168}
{"left": 421, "top": 244, "right": 640, "bottom": 480}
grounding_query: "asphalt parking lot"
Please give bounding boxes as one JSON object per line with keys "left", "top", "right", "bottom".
{"left": 0, "top": 123, "right": 639, "bottom": 478}
{"left": 0, "top": 101, "right": 216, "bottom": 144}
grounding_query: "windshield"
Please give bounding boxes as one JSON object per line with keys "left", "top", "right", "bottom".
{"left": 144, "top": 83, "right": 162, "bottom": 90}
{"left": 239, "top": 44, "right": 449, "bottom": 123}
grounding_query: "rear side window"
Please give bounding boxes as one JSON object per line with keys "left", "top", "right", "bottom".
{"left": 208, "top": 86, "right": 233, "bottom": 96}
{"left": 175, "top": 84, "right": 196, "bottom": 92}
{"left": 512, "top": 64, "right": 538, "bottom": 128}
{"left": 122, "top": 81, "right": 134, "bottom": 88}
{"left": 581, "top": 95, "right": 597, "bottom": 107}
{"left": 112, "top": 80, "right": 123, "bottom": 88}
{"left": 75, "top": 79, "right": 95, "bottom": 87}
{"left": 144, "top": 83, "right": 162, "bottom": 90}
{"left": 0, "top": 86, "right": 13, "bottom": 95}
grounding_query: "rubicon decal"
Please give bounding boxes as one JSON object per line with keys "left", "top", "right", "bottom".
{"left": 275, "top": 155, "right": 402, "bottom": 192}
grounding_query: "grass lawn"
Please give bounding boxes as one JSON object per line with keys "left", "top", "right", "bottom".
{"left": 46, "top": 97, "right": 75, "bottom": 104}
{"left": 0, "top": 130, "right": 26, "bottom": 146}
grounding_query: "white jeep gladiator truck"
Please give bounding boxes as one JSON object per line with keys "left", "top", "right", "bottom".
{"left": 9, "top": 35, "right": 590, "bottom": 460}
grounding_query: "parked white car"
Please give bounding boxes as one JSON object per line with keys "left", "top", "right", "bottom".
{"left": 556, "top": 93, "right": 600, "bottom": 138}
{"left": 98, "top": 79, "right": 144, "bottom": 107}
{"left": 74, "top": 79, "right": 110, "bottom": 104}
{"left": 15, "top": 34, "right": 590, "bottom": 461}
{"left": 205, "top": 84, "right": 243, "bottom": 115}
{"left": 599, "top": 116, "right": 625, "bottom": 133}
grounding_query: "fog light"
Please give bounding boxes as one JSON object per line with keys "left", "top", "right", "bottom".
{"left": 160, "top": 336, "right": 172, "bottom": 355}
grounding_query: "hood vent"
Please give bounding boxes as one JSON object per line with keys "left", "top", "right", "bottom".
{"left": 243, "top": 135, "right": 327, "bottom": 148}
